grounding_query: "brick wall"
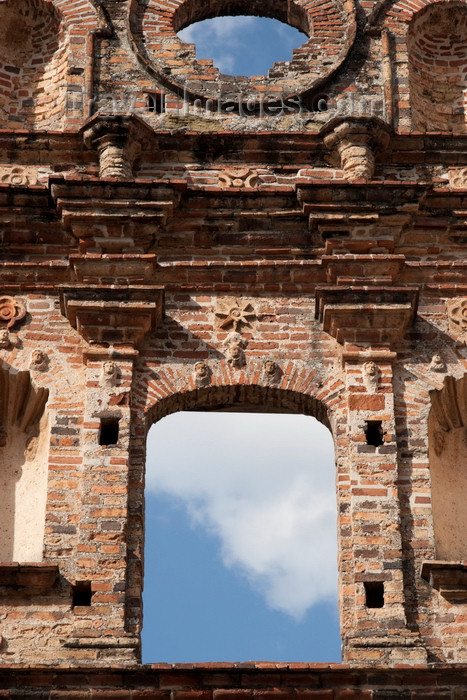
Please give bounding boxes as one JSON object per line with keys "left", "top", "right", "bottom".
{"left": 1, "top": 0, "right": 467, "bottom": 694}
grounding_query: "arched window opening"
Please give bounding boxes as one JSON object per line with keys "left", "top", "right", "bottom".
{"left": 429, "top": 374, "right": 467, "bottom": 560}
{"left": 408, "top": 3, "right": 467, "bottom": 132}
{"left": 178, "top": 16, "right": 308, "bottom": 77}
{"left": 143, "top": 410, "right": 340, "bottom": 662}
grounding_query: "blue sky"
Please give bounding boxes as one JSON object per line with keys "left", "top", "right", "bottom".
{"left": 143, "top": 412, "right": 340, "bottom": 663}
{"left": 178, "top": 16, "right": 307, "bottom": 77}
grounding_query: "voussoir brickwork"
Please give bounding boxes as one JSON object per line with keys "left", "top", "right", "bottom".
{"left": 1, "top": 0, "right": 467, "bottom": 695}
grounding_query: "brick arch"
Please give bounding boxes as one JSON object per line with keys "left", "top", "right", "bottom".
{"left": 127, "top": 0, "right": 357, "bottom": 105}
{"left": 148, "top": 383, "right": 331, "bottom": 428}
{"left": 144, "top": 361, "right": 345, "bottom": 432}
{"left": 368, "top": 0, "right": 467, "bottom": 30}
{"left": 52, "top": 0, "right": 100, "bottom": 31}
{"left": 0, "top": 0, "right": 100, "bottom": 130}
{"left": 0, "top": 0, "right": 67, "bottom": 129}
{"left": 368, "top": 0, "right": 467, "bottom": 132}
{"left": 408, "top": 2, "right": 467, "bottom": 132}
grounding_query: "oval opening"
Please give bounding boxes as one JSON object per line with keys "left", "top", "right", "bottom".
{"left": 178, "top": 16, "right": 308, "bottom": 77}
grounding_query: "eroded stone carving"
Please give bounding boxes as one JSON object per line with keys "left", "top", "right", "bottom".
{"left": 24, "top": 435, "right": 39, "bottom": 461}
{"left": 0, "top": 166, "right": 38, "bottom": 187}
{"left": 83, "top": 115, "right": 146, "bottom": 180}
{"left": 430, "top": 353, "right": 447, "bottom": 373}
{"left": 323, "top": 118, "right": 391, "bottom": 183}
{"left": 0, "top": 428, "right": 7, "bottom": 447}
{"left": 194, "top": 361, "right": 211, "bottom": 388}
{"left": 218, "top": 168, "right": 259, "bottom": 189}
{"left": 0, "top": 328, "right": 18, "bottom": 349}
{"left": 363, "top": 361, "right": 379, "bottom": 391}
{"left": 449, "top": 167, "right": 467, "bottom": 189}
{"left": 30, "top": 350, "right": 48, "bottom": 372}
{"left": 216, "top": 299, "right": 256, "bottom": 332}
{"left": 433, "top": 430, "right": 446, "bottom": 457}
{"left": 262, "top": 359, "right": 280, "bottom": 384}
{"left": 101, "top": 361, "right": 119, "bottom": 387}
{"left": 0, "top": 296, "right": 26, "bottom": 329}
{"left": 224, "top": 333, "right": 247, "bottom": 368}
{"left": 447, "top": 298, "right": 467, "bottom": 336}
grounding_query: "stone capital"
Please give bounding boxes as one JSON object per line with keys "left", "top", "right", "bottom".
{"left": 321, "top": 117, "right": 392, "bottom": 182}
{"left": 81, "top": 114, "right": 155, "bottom": 180}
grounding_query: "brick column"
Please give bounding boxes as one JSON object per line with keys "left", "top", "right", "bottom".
{"left": 66, "top": 350, "right": 139, "bottom": 663}
{"left": 315, "top": 285, "right": 425, "bottom": 663}
{"left": 342, "top": 348, "right": 426, "bottom": 664}
{"left": 58, "top": 284, "right": 165, "bottom": 663}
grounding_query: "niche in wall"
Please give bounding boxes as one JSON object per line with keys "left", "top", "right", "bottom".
{"left": 408, "top": 2, "right": 467, "bottom": 133}
{"left": 0, "top": 365, "right": 49, "bottom": 562}
{"left": 0, "top": 0, "right": 69, "bottom": 129}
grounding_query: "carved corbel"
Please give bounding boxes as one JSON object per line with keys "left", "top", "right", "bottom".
{"left": 82, "top": 114, "right": 154, "bottom": 180}
{"left": 315, "top": 285, "right": 419, "bottom": 347}
{"left": 59, "top": 284, "right": 165, "bottom": 356}
{"left": 322, "top": 117, "right": 391, "bottom": 182}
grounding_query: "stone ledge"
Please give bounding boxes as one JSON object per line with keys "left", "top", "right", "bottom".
{"left": 421, "top": 560, "right": 467, "bottom": 602}
{"left": 0, "top": 563, "right": 59, "bottom": 593}
{"left": 62, "top": 636, "right": 139, "bottom": 649}
{"left": 0, "top": 665, "right": 467, "bottom": 696}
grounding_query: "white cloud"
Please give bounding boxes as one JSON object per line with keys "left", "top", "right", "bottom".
{"left": 146, "top": 411, "right": 338, "bottom": 620}
{"left": 178, "top": 17, "right": 256, "bottom": 74}
{"left": 179, "top": 16, "right": 256, "bottom": 44}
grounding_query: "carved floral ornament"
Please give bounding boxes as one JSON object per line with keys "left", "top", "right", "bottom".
{"left": 449, "top": 167, "right": 467, "bottom": 189}
{"left": 0, "top": 166, "right": 38, "bottom": 187}
{"left": 446, "top": 298, "right": 467, "bottom": 335}
{"left": 215, "top": 299, "right": 256, "bottom": 332}
{"left": 0, "top": 296, "right": 26, "bottom": 329}
{"left": 218, "top": 168, "right": 259, "bottom": 189}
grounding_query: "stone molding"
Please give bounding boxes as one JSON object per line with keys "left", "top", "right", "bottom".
{"left": 59, "top": 285, "right": 165, "bottom": 351}
{"left": 315, "top": 285, "right": 419, "bottom": 346}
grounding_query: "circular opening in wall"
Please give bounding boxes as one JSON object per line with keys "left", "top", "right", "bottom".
{"left": 177, "top": 16, "right": 308, "bottom": 77}
{"left": 133, "top": 0, "right": 356, "bottom": 105}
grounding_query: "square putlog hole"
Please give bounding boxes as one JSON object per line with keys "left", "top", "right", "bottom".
{"left": 72, "top": 581, "right": 93, "bottom": 608}
{"left": 364, "top": 581, "right": 385, "bottom": 608}
{"left": 364, "top": 420, "right": 384, "bottom": 447}
{"left": 99, "top": 417, "right": 120, "bottom": 446}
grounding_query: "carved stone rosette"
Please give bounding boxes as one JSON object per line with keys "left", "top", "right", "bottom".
{"left": 446, "top": 298, "right": 467, "bottom": 336}
{"left": 0, "top": 296, "right": 26, "bottom": 329}
{"left": 215, "top": 299, "right": 256, "bottom": 333}
{"left": 218, "top": 168, "right": 259, "bottom": 189}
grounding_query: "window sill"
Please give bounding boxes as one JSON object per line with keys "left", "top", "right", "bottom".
{"left": 0, "top": 563, "right": 59, "bottom": 593}
{"left": 421, "top": 560, "right": 467, "bottom": 602}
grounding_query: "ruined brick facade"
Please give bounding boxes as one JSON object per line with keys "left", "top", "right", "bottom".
{"left": 1, "top": 0, "right": 467, "bottom": 696}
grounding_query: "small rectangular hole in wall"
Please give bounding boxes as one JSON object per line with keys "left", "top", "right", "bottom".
{"left": 72, "top": 581, "right": 93, "bottom": 608}
{"left": 99, "top": 417, "right": 120, "bottom": 446}
{"left": 364, "top": 581, "right": 384, "bottom": 608}
{"left": 365, "top": 420, "right": 384, "bottom": 447}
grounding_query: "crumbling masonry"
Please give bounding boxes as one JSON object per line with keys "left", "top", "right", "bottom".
{"left": 1, "top": 0, "right": 467, "bottom": 695}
